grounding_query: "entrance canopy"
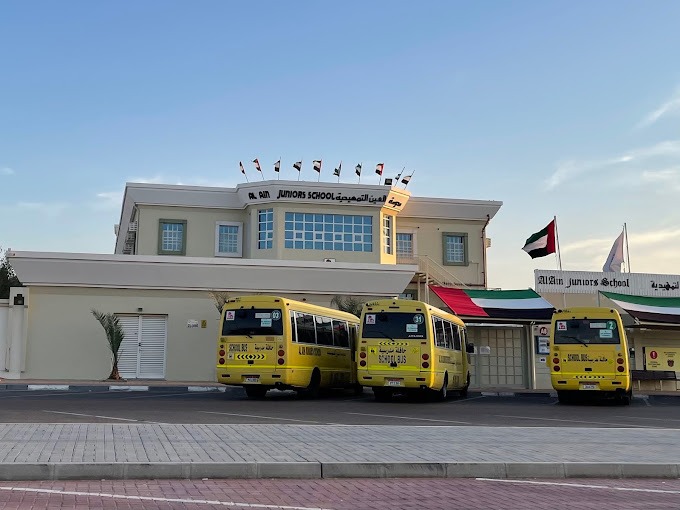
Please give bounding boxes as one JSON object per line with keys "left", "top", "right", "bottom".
{"left": 601, "top": 291, "right": 680, "bottom": 325}
{"left": 429, "top": 286, "right": 554, "bottom": 321}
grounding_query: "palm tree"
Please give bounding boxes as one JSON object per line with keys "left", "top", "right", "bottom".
{"left": 91, "top": 309, "right": 126, "bottom": 380}
{"left": 330, "top": 295, "right": 365, "bottom": 317}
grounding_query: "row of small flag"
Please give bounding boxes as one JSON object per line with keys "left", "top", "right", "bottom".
{"left": 239, "top": 159, "right": 413, "bottom": 186}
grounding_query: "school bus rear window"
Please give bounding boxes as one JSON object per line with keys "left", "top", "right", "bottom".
{"left": 554, "top": 319, "right": 620, "bottom": 345}
{"left": 222, "top": 308, "right": 284, "bottom": 336}
{"left": 362, "top": 312, "right": 426, "bottom": 339}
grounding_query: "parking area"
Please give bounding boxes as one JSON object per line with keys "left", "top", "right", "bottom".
{"left": 0, "top": 387, "right": 678, "bottom": 427}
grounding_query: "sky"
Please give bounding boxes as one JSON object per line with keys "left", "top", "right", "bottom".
{"left": 2, "top": 1, "right": 680, "bottom": 290}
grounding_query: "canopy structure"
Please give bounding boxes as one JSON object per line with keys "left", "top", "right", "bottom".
{"left": 429, "top": 286, "right": 554, "bottom": 321}
{"left": 600, "top": 291, "right": 680, "bottom": 325}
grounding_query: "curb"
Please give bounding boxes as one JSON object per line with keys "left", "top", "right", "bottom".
{"left": 0, "top": 384, "right": 226, "bottom": 393}
{"left": 0, "top": 462, "right": 677, "bottom": 481}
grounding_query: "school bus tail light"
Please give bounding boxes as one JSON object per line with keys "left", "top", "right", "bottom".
{"left": 422, "top": 361, "right": 429, "bottom": 369}
{"left": 219, "top": 350, "right": 226, "bottom": 356}
{"left": 360, "top": 360, "right": 366, "bottom": 367}
{"left": 617, "top": 365, "right": 625, "bottom": 372}
{"left": 277, "top": 358, "right": 285, "bottom": 365}
{"left": 278, "top": 349, "right": 285, "bottom": 357}
{"left": 422, "top": 353, "right": 429, "bottom": 361}
{"left": 360, "top": 352, "right": 367, "bottom": 359}
{"left": 617, "top": 358, "right": 624, "bottom": 364}
{"left": 553, "top": 364, "right": 560, "bottom": 372}
{"left": 219, "top": 358, "right": 225, "bottom": 365}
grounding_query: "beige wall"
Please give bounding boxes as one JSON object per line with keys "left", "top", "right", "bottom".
{"left": 397, "top": 218, "right": 487, "bottom": 286}
{"left": 137, "top": 206, "right": 249, "bottom": 258}
{"left": 23, "top": 287, "right": 221, "bottom": 381}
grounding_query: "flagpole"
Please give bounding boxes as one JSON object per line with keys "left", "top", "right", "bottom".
{"left": 624, "top": 222, "right": 631, "bottom": 273}
{"left": 278, "top": 158, "right": 281, "bottom": 180}
{"left": 358, "top": 163, "right": 362, "bottom": 184}
{"left": 553, "top": 215, "right": 566, "bottom": 308}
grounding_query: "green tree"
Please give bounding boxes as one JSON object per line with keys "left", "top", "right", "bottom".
{"left": 91, "top": 309, "right": 126, "bottom": 380}
{"left": 330, "top": 295, "right": 365, "bottom": 317}
{"left": 0, "top": 248, "right": 22, "bottom": 299}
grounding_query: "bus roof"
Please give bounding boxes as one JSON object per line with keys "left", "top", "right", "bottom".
{"left": 223, "top": 295, "right": 360, "bottom": 322}
{"left": 553, "top": 307, "right": 621, "bottom": 318}
{"left": 362, "top": 298, "right": 465, "bottom": 327}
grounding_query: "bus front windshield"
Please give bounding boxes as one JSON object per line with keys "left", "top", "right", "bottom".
{"left": 553, "top": 318, "right": 621, "bottom": 345}
{"left": 362, "top": 312, "right": 427, "bottom": 340}
{"left": 222, "top": 308, "right": 284, "bottom": 337}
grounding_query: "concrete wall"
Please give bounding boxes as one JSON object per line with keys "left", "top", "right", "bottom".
{"left": 0, "top": 299, "right": 8, "bottom": 371}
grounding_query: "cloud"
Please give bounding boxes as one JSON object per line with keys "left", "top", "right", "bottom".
{"left": 545, "top": 140, "right": 680, "bottom": 190}
{"left": 90, "top": 191, "right": 124, "bottom": 211}
{"left": 638, "top": 87, "right": 680, "bottom": 128}
{"left": 1, "top": 167, "right": 15, "bottom": 175}
{"left": 16, "top": 202, "right": 70, "bottom": 215}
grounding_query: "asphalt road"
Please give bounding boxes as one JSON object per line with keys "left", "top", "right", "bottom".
{"left": 0, "top": 387, "right": 678, "bottom": 427}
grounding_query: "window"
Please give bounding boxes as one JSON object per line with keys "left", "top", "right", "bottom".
{"left": 451, "top": 324, "right": 462, "bottom": 351}
{"left": 332, "top": 320, "right": 350, "bottom": 348}
{"left": 284, "top": 212, "right": 372, "bottom": 252}
{"left": 158, "top": 219, "right": 186, "bottom": 255}
{"left": 258, "top": 209, "right": 274, "bottom": 249}
{"left": 443, "top": 233, "right": 468, "bottom": 266}
{"left": 396, "top": 233, "right": 413, "bottom": 258}
{"left": 433, "top": 316, "right": 447, "bottom": 348}
{"left": 382, "top": 214, "right": 393, "bottom": 254}
{"left": 294, "top": 312, "right": 316, "bottom": 343}
{"left": 215, "top": 222, "right": 243, "bottom": 257}
{"left": 315, "top": 316, "right": 334, "bottom": 346}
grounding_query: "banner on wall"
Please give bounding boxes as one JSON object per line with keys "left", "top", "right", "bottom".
{"left": 645, "top": 347, "right": 680, "bottom": 371}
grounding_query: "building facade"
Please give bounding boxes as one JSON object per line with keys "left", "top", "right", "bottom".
{"left": 3, "top": 180, "right": 502, "bottom": 383}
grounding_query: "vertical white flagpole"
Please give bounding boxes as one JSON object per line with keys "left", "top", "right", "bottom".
{"left": 624, "top": 222, "right": 631, "bottom": 273}
{"left": 553, "top": 215, "right": 566, "bottom": 308}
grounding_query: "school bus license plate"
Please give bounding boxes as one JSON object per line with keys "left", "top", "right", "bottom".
{"left": 580, "top": 383, "right": 599, "bottom": 390}
{"left": 243, "top": 376, "right": 260, "bottom": 384}
{"left": 386, "top": 379, "right": 403, "bottom": 387}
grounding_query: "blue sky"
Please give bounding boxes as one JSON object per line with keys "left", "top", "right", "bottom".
{"left": 2, "top": 1, "right": 680, "bottom": 289}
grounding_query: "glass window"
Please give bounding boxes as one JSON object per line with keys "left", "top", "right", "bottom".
{"left": 315, "top": 316, "right": 334, "bottom": 346}
{"left": 284, "top": 213, "right": 372, "bottom": 252}
{"left": 451, "top": 324, "right": 462, "bottom": 351}
{"left": 362, "top": 312, "right": 427, "bottom": 340}
{"left": 258, "top": 209, "right": 274, "bottom": 249}
{"left": 443, "top": 233, "right": 468, "bottom": 266}
{"left": 442, "top": 320, "right": 453, "bottom": 349}
{"left": 553, "top": 319, "right": 621, "bottom": 345}
{"left": 433, "top": 316, "right": 447, "bottom": 348}
{"left": 332, "top": 320, "right": 350, "bottom": 348}
{"left": 221, "top": 308, "right": 284, "bottom": 336}
{"left": 382, "top": 215, "right": 393, "bottom": 254}
{"left": 158, "top": 220, "right": 186, "bottom": 255}
{"left": 396, "top": 233, "right": 413, "bottom": 258}
{"left": 294, "top": 312, "right": 316, "bottom": 344}
{"left": 215, "top": 222, "right": 242, "bottom": 257}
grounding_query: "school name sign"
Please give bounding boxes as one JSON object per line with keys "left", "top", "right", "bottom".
{"left": 535, "top": 270, "right": 680, "bottom": 297}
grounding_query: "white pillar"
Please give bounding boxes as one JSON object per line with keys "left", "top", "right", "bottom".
{"left": 0, "top": 301, "right": 8, "bottom": 372}
{"left": 6, "top": 291, "right": 26, "bottom": 379}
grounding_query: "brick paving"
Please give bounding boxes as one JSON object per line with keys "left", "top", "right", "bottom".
{"left": 0, "top": 423, "right": 679, "bottom": 464}
{"left": 1, "top": 478, "right": 679, "bottom": 509}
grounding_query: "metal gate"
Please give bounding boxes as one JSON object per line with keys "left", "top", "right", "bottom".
{"left": 116, "top": 315, "right": 167, "bottom": 379}
{"left": 468, "top": 326, "right": 528, "bottom": 388}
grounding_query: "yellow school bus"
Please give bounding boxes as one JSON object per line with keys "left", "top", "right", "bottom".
{"left": 548, "top": 307, "right": 632, "bottom": 404}
{"left": 357, "top": 299, "right": 473, "bottom": 401}
{"left": 216, "top": 295, "right": 361, "bottom": 398}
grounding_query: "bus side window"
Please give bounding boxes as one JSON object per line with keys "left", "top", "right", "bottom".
{"left": 290, "top": 310, "right": 298, "bottom": 342}
{"left": 315, "top": 316, "right": 334, "bottom": 346}
{"left": 433, "top": 317, "right": 446, "bottom": 347}
{"left": 443, "top": 320, "right": 453, "bottom": 349}
{"left": 296, "top": 312, "right": 316, "bottom": 344}
{"left": 452, "top": 326, "right": 462, "bottom": 351}
{"left": 333, "top": 320, "right": 350, "bottom": 348}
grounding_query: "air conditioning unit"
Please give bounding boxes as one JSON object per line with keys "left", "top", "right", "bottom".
{"left": 323, "top": 258, "right": 336, "bottom": 263}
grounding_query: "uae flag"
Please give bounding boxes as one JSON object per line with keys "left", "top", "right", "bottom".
{"left": 239, "top": 161, "right": 246, "bottom": 175}
{"left": 355, "top": 163, "right": 362, "bottom": 176}
{"left": 274, "top": 160, "right": 281, "bottom": 173}
{"left": 375, "top": 163, "right": 384, "bottom": 175}
{"left": 522, "top": 220, "right": 556, "bottom": 259}
{"left": 401, "top": 175, "right": 412, "bottom": 185}
{"left": 333, "top": 162, "right": 342, "bottom": 177}
{"left": 313, "top": 160, "right": 322, "bottom": 173}
{"left": 252, "top": 158, "right": 262, "bottom": 172}
{"left": 601, "top": 291, "right": 680, "bottom": 324}
{"left": 430, "top": 287, "right": 554, "bottom": 320}
{"left": 293, "top": 161, "right": 302, "bottom": 172}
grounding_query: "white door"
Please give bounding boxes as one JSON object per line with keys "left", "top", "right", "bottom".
{"left": 117, "top": 315, "right": 167, "bottom": 379}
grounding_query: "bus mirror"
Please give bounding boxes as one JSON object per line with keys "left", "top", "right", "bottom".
{"left": 466, "top": 343, "right": 475, "bottom": 354}
{"left": 628, "top": 347, "right": 635, "bottom": 357}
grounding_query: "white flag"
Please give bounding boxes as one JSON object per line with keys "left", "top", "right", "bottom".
{"left": 602, "top": 231, "right": 625, "bottom": 272}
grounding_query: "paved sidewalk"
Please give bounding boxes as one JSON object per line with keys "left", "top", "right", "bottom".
{"left": 0, "top": 423, "right": 678, "bottom": 481}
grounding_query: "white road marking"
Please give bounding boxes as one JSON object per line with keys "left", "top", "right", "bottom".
{"left": 0, "top": 486, "right": 330, "bottom": 509}
{"left": 493, "top": 414, "right": 662, "bottom": 428}
{"left": 476, "top": 478, "right": 680, "bottom": 494}
{"left": 42, "top": 411, "right": 161, "bottom": 423}
{"left": 345, "top": 412, "right": 472, "bottom": 424}
{"left": 446, "top": 395, "right": 487, "bottom": 404}
{"left": 200, "top": 411, "right": 328, "bottom": 424}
